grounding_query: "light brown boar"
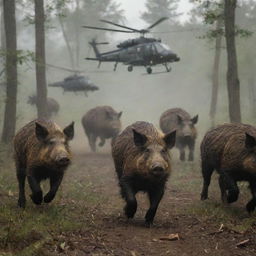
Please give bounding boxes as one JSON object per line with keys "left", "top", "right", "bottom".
{"left": 81, "top": 106, "right": 122, "bottom": 152}
{"left": 14, "top": 119, "right": 74, "bottom": 208}
{"left": 112, "top": 121, "right": 176, "bottom": 225}
{"left": 160, "top": 108, "right": 198, "bottom": 161}
{"left": 200, "top": 123, "right": 256, "bottom": 212}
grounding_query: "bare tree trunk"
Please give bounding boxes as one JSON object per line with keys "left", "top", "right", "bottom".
{"left": 248, "top": 76, "right": 256, "bottom": 120}
{"left": 35, "top": 0, "right": 47, "bottom": 119}
{"left": 209, "top": 18, "right": 222, "bottom": 127}
{"left": 224, "top": 0, "right": 241, "bottom": 123}
{"left": 0, "top": 0, "right": 6, "bottom": 74}
{"left": 58, "top": 15, "right": 75, "bottom": 69}
{"left": 75, "top": 0, "right": 80, "bottom": 69}
{"left": 1, "top": 0, "right": 17, "bottom": 143}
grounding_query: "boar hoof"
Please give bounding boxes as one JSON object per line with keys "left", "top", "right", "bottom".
{"left": 200, "top": 192, "right": 208, "bottom": 201}
{"left": 44, "top": 192, "right": 55, "bottom": 203}
{"left": 124, "top": 202, "right": 137, "bottom": 218}
{"left": 246, "top": 200, "right": 256, "bottom": 213}
{"left": 18, "top": 198, "right": 26, "bottom": 208}
{"left": 30, "top": 191, "right": 43, "bottom": 205}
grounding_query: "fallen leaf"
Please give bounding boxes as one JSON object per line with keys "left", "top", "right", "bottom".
{"left": 159, "top": 233, "right": 180, "bottom": 241}
{"left": 59, "top": 242, "right": 66, "bottom": 251}
{"left": 236, "top": 239, "right": 250, "bottom": 248}
{"left": 130, "top": 251, "right": 137, "bottom": 256}
{"left": 8, "top": 190, "right": 14, "bottom": 197}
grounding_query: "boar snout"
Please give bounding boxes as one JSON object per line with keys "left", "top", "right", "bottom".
{"left": 150, "top": 163, "right": 165, "bottom": 176}
{"left": 55, "top": 154, "right": 70, "bottom": 166}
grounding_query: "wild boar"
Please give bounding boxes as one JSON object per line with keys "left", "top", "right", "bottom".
{"left": 27, "top": 95, "right": 60, "bottom": 119}
{"left": 14, "top": 119, "right": 74, "bottom": 208}
{"left": 112, "top": 121, "right": 176, "bottom": 225}
{"left": 160, "top": 108, "right": 198, "bottom": 161}
{"left": 81, "top": 106, "right": 122, "bottom": 152}
{"left": 200, "top": 123, "right": 256, "bottom": 213}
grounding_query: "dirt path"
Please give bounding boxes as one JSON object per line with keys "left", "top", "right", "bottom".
{"left": 55, "top": 153, "right": 256, "bottom": 256}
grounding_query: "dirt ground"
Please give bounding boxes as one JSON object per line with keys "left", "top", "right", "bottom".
{"left": 51, "top": 152, "right": 256, "bottom": 256}
{"left": 0, "top": 150, "right": 256, "bottom": 256}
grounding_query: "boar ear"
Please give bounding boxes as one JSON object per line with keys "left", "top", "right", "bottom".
{"left": 63, "top": 121, "right": 74, "bottom": 140}
{"left": 105, "top": 111, "right": 112, "bottom": 120}
{"left": 164, "top": 130, "right": 176, "bottom": 149}
{"left": 245, "top": 132, "right": 256, "bottom": 149}
{"left": 177, "top": 115, "right": 183, "bottom": 125}
{"left": 117, "top": 111, "right": 122, "bottom": 119}
{"left": 133, "top": 129, "right": 147, "bottom": 147}
{"left": 35, "top": 122, "right": 49, "bottom": 141}
{"left": 191, "top": 115, "right": 198, "bottom": 124}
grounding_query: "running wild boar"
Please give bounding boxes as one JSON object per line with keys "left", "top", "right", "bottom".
{"left": 160, "top": 108, "right": 198, "bottom": 161}
{"left": 201, "top": 123, "right": 256, "bottom": 213}
{"left": 14, "top": 119, "right": 74, "bottom": 208}
{"left": 81, "top": 106, "right": 122, "bottom": 152}
{"left": 27, "top": 95, "right": 60, "bottom": 119}
{"left": 112, "top": 121, "right": 176, "bottom": 225}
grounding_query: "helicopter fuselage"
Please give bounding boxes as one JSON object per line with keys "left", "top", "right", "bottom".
{"left": 87, "top": 39, "right": 180, "bottom": 74}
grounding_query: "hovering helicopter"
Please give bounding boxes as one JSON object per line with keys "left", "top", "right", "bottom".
{"left": 48, "top": 75, "right": 99, "bottom": 96}
{"left": 83, "top": 17, "right": 180, "bottom": 74}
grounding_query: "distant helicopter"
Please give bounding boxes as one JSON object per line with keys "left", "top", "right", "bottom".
{"left": 48, "top": 75, "right": 99, "bottom": 96}
{"left": 83, "top": 17, "right": 180, "bottom": 74}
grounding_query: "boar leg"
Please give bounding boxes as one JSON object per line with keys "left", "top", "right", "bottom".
{"left": 88, "top": 133, "right": 97, "bottom": 152}
{"left": 28, "top": 176, "right": 43, "bottom": 205}
{"left": 145, "top": 187, "right": 164, "bottom": 225}
{"left": 44, "top": 173, "right": 64, "bottom": 203}
{"left": 179, "top": 148, "right": 185, "bottom": 161}
{"left": 246, "top": 181, "right": 256, "bottom": 213}
{"left": 120, "top": 177, "right": 137, "bottom": 218}
{"left": 218, "top": 175, "right": 228, "bottom": 203}
{"left": 17, "top": 168, "right": 26, "bottom": 208}
{"left": 222, "top": 172, "right": 239, "bottom": 203}
{"left": 188, "top": 142, "right": 195, "bottom": 161}
{"left": 201, "top": 162, "right": 214, "bottom": 200}
{"left": 98, "top": 137, "right": 105, "bottom": 147}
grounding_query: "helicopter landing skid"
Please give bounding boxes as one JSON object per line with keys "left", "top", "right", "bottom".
{"left": 113, "top": 62, "right": 118, "bottom": 71}
{"left": 164, "top": 63, "right": 172, "bottom": 72}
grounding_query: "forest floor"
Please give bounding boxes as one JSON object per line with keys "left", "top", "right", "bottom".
{"left": 0, "top": 151, "right": 256, "bottom": 256}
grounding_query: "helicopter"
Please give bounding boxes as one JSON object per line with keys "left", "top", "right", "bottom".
{"left": 48, "top": 74, "right": 99, "bottom": 96}
{"left": 82, "top": 17, "right": 180, "bottom": 74}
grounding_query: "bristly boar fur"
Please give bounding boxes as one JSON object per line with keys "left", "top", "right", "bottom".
{"left": 160, "top": 108, "right": 198, "bottom": 161}
{"left": 112, "top": 121, "right": 176, "bottom": 225}
{"left": 14, "top": 119, "right": 74, "bottom": 208}
{"left": 27, "top": 95, "right": 60, "bottom": 119}
{"left": 81, "top": 106, "right": 122, "bottom": 152}
{"left": 200, "top": 123, "right": 256, "bottom": 213}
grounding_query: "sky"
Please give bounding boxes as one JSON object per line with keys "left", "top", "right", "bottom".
{"left": 115, "top": 0, "right": 194, "bottom": 28}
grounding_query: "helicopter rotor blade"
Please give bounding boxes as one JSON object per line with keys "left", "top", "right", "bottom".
{"left": 146, "top": 17, "right": 169, "bottom": 30}
{"left": 100, "top": 19, "right": 140, "bottom": 33}
{"left": 82, "top": 25, "right": 134, "bottom": 33}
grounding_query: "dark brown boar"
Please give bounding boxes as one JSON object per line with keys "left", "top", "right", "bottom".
{"left": 27, "top": 95, "right": 60, "bottom": 119}
{"left": 81, "top": 106, "right": 122, "bottom": 152}
{"left": 14, "top": 119, "right": 74, "bottom": 208}
{"left": 112, "top": 121, "right": 176, "bottom": 225}
{"left": 159, "top": 108, "right": 198, "bottom": 161}
{"left": 200, "top": 123, "right": 256, "bottom": 212}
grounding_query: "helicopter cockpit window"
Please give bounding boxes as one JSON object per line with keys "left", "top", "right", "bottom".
{"left": 155, "top": 43, "right": 170, "bottom": 53}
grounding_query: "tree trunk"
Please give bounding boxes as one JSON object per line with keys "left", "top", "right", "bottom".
{"left": 1, "top": 0, "right": 17, "bottom": 143}
{"left": 75, "top": 0, "right": 80, "bottom": 69}
{"left": 0, "top": 0, "right": 6, "bottom": 77}
{"left": 224, "top": 0, "right": 241, "bottom": 123}
{"left": 58, "top": 15, "right": 75, "bottom": 70}
{"left": 209, "top": 18, "right": 222, "bottom": 127}
{"left": 35, "top": 0, "right": 47, "bottom": 119}
{"left": 248, "top": 76, "right": 256, "bottom": 120}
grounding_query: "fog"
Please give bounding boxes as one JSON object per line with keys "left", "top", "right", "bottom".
{"left": 1, "top": 0, "right": 256, "bottom": 154}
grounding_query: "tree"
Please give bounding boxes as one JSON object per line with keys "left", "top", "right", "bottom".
{"left": 224, "top": 0, "right": 241, "bottom": 123}
{"left": 141, "top": 0, "right": 181, "bottom": 25}
{"left": 1, "top": 0, "right": 18, "bottom": 143}
{"left": 35, "top": 0, "right": 48, "bottom": 118}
